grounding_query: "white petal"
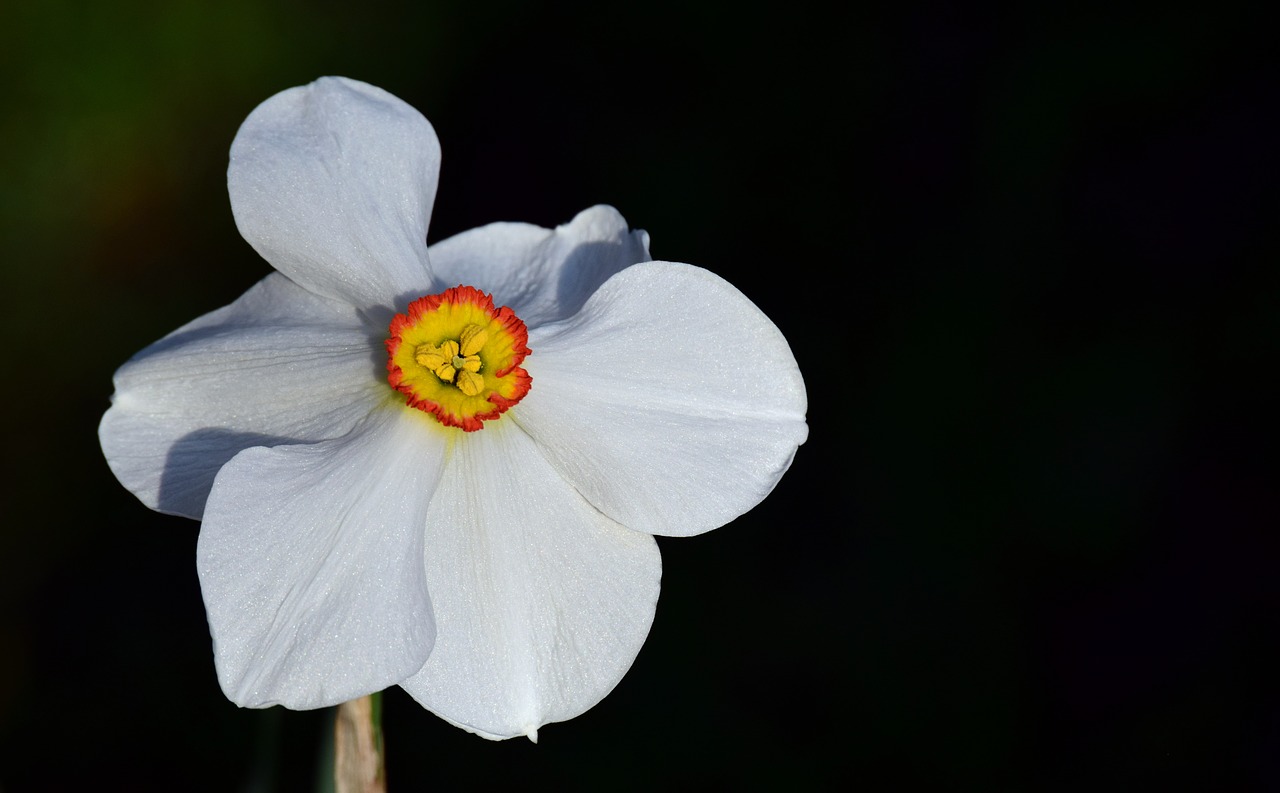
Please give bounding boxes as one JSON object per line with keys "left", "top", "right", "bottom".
{"left": 99, "top": 273, "right": 387, "bottom": 519}
{"left": 427, "top": 205, "right": 650, "bottom": 328}
{"left": 514, "top": 262, "right": 808, "bottom": 537}
{"left": 229, "top": 76, "right": 438, "bottom": 309}
{"left": 399, "top": 420, "right": 661, "bottom": 740}
{"left": 197, "top": 407, "right": 443, "bottom": 710}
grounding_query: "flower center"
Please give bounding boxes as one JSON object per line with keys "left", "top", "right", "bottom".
{"left": 415, "top": 324, "right": 487, "bottom": 396}
{"left": 386, "top": 286, "right": 531, "bottom": 431}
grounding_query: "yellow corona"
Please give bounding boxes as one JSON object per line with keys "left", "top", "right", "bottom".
{"left": 386, "top": 285, "right": 531, "bottom": 431}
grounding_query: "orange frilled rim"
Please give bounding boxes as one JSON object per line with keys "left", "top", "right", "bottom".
{"left": 385, "top": 285, "right": 531, "bottom": 431}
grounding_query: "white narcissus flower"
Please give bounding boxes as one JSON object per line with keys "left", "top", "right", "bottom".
{"left": 99, "top": 76, "right": 807, "bottom": 741}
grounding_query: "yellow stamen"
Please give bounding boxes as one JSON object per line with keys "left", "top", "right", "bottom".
{"left": 414, "top": 342, "right": 450, "bottom": 371}
{"left": 459, "top": 324, "right": 488, "bottom": 356}
{"left": 413, "top": 325, "right": 489, "bottom": 393}
{"left": 455, "top": 369, "right": 484, "bottom": 396}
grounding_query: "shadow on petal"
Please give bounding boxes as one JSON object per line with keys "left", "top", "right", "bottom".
{"left": 549, "top": 239, "right": 645, "bottom": 324}
{"left": 158, "top": 429, "right": 302, "bottom": 518}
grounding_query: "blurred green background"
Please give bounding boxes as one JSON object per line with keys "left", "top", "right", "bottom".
{"left": 1, "top": 1, "right": 1276, "bottom": 789}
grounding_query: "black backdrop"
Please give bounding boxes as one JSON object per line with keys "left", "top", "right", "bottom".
{"left": 1, "top": 1, "right": 1276, "bottom": 789}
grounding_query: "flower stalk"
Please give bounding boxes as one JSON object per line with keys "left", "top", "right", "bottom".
{"left": 334, "top": 693, "right": 385, "bottom": 793}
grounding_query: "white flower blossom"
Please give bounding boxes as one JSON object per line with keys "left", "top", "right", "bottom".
{"left": 99, "top": 76, "right": 807, "bottom": 740}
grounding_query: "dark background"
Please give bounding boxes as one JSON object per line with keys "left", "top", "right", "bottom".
{"left": 2, "top": 1, "right": 1276, "bottom": 789}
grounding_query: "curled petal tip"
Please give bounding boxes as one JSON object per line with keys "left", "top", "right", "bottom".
{"left": 525, "top": 727, "right": 539, "bottom": 744}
